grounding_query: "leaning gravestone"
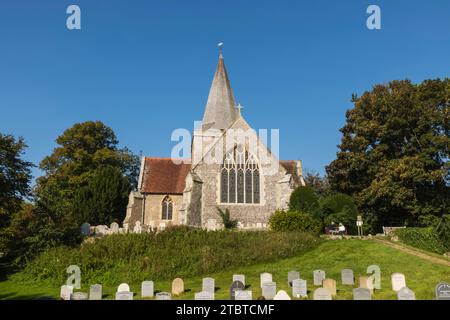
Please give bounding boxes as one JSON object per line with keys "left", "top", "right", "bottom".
{"left": 288, "top": 271, "right": 300, "bottom": 287}
{"left": 262, "top": 281, "right": 277, "bottom": 300}
{"left": 341, "top": 269, "right": 354, "bottom": 285}
{"left": 115, "top": 291, "right": 134, "bottom": 300}
{"left": 172, "top": 278, "right": 184, "bottom": 295}
{"left": 260, "top": 273, "right": 272, "bottom": 288}
{"left": 235, "top": 290, "right": 252, "bottom": 300}
{"left": 155, "top": 292, "right": 172, "bottom": 300}
{"left": 397, "top": 287, "right": 416, "bottom": 300}
{"left": 313, "top": 270, "right": 326, "bottom": 286}
{"left": 71, "top": 292, "right": 88, "bottom": 300}
{"left": 313, "top": 288, "right": 332, "bottom": 300}
{"left": 89, "top": 284, "right": 102, "bottom": 300}
{"left": 391, "top": 273, "right": 406, "bottom": 292}
{"left": 323, "top": 278, "right": 337, "bottom": 296}
{"left": 141, "top": 281, "right": 154, "bottom": 298}
{"left": 273, "top": 290, "right": 291, "bottom": 300}
{"left": 230, "top": 280, "right": 245, "bottom": 300}
{"left": 81, "top": 222, "right": 90, "bottom": 236}
{"left": 292, "top": 279, "right": 307, "bottom": 298}
{"left": 195, "top": 291, "right": 214, "bottom": 300}
{"left": 60, "top": 285, "right": 73, "bottom": 300}
{"left": 202, "top": 277, "right": 215, "bottom": 294}
{"left": 353, "top": 287, "right": 371, "bottom": 300}
{"left": 233, "top": 274, "right": 245, "bottom": 286}
{"left": 435, "top": 282, "right": 450, "bottom": 300}
{"left": 110, "top": 222, "right": 119, "bottom": 234}
{"left": 117, "top": 283, "right": 130, "bottom": 293}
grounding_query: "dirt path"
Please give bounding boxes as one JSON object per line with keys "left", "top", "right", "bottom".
{"left": 373, "top": 238, "right": 450, "bottom": 267}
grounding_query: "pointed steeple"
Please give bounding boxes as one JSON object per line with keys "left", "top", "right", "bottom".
{"left": 202, "top": 52, "right": 238, "bottom": 130}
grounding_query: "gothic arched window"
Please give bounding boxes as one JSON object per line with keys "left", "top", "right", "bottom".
{"left": 220, "top": 146, "right": 260, "bottom": 204}
{"left": 161, "top": 196, "right": 173, "bottom": 220}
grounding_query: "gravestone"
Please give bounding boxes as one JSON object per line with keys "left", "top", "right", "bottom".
{"left": 60, "top": 285, "right": 73, "bottom": 300}
{"left": 155, "top": 292, "right": 172, "bottom": 300}
{"left": 233, "top": 274, "right": 245, "bottom": 286}
{"left": 313, "top": 288, "right": 332, "bottom": 300}
{"left": 313, "top": 270, "right": 326, "bottom": 286}
{"left": 288, "top": 271, "right": 300, "bottom": 287}
{"left": 195, "top": 291, "right": 214, "bottom": 300}
{"left": 110, "top": 222, "right": 119, "bottom": 234}
{"left": 141, "top": 281, "right": 154, "bottom": 298}
{"left": 71, "top": 292, "right": 88, "bottom": 300}
{"left": 397, "top": 287, "right": 415, "bottom": 300}
{"left": 273, "top": 290, "right": 291, "bottom": 300}
{"left": 260, "top": 272, "right": 272, "bottom": 288}
{"left": 81, "top": 222, "right": 90, "bottom": 236}
{"left": 89, "top": 284, "right": 102, "bottom": 300}
{"left": 262, "top": 281, "right": 277, "bottom": 300}
{"left": 117, "top": 283, "right": 130, "bottom": 293}
{"left": 235, "top": 290, "right": 252, "bottom": 300}
{"left": 115, "top": 291, "right": 134, "bottom": 300}
{"left": 292, "top": 279, "right": 307, "bottom": 298}
{"left": 95, "top": 225, "right": 108, "bottom": 236}
{"left": 202, "top": 277, "right": 215, "bottom": 294}
{"left": 206, "top": 219, "right": 217, "bottom": 231}
{"left": 133, "top": 221, "right": 142, "bottom": 234}
{"left": 230, "top": 280, "right": 245, "bottom": 300}
{"left": 172, "top": 278, "right": 184, "bottom": 295}
{"left": 323, "top": 278, "right": 337, "bottom": 296}
{"left": 435, "top": 282, "right": 450, "bottom": 300}
{"left": 341, "top": 269, "right": 354, "bottom": 285}
{"left": 359, "top": 276, "right": 374, "bottom": 293}
{"left": 391, "top": 273, "right": 406, "bottom": 292}
{"left": 353, "top": 287, "right": 372, "bottom": 300}
{"left": 159, "top": 222, "right": 166, "bottom": 231}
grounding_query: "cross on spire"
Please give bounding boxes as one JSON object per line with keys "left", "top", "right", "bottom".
{"left": 237, "top": 103, "right": 244, "bottom": 116}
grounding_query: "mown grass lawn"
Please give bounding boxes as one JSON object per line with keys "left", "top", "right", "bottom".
{"left": 1, "top": 239, "right": 449, "bottom": 300}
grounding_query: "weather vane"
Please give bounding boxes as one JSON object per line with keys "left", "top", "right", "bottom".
{"left": 218, "top": 42, "right": 224, "bottom": 54}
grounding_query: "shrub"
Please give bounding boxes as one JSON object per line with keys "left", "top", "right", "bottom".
{"left": 288, "top": 186, "right": 319, "bottom": 213}
{"left": 394, "top": 227, "right": 447, "bottom": 254}
{"left": 435, "top": 215, "right": 450, "bottom": 251}
{"left": 319, "top": 193, "right": 359, "bottom": 234}
{"left": 269, "top": 210, "right": 322, "bottom": 234}
{"left": 216, "top": 208, "right": 237, "bottom": 229}
{"left": 12, "top": 229, "right": 321, "bottom": 286}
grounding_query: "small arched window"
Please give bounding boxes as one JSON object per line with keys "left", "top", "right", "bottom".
{"left": 220, "top": 145, "right": 260, "bottom": 204}
{"left": 161, "top": 196, "right": 173, "bottom": 220}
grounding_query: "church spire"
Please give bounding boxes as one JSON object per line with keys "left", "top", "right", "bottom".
{"left": 202, "top": 47, "right": 238, "bottom": 130}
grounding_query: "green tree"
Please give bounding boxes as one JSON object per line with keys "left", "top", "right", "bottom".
{"left": 326, "top": 79, "right": 450, "bottom": 231}
{"left": 289, "top": 186, "right": 319, "bottom": 214}
{"left": 319, "top": 193, "right": 358, "bottom": 234}
{"left": 303, "top": 171, "right": 330, "bottom": 196}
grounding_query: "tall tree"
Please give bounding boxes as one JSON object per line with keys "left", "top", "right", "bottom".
{"left": 326, "top": 79, "right": 450, "bottom": 231}
{"left": 303, "top": 171, "right": 330, "bottom": 196}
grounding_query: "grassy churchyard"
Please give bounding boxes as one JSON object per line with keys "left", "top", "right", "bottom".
{"left": 1, "top": 238, "right": 449, "bottom": 300}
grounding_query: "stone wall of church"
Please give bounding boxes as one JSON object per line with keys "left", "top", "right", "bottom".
{"left": 143, "top": 194, "right": 183, "bottom": 228}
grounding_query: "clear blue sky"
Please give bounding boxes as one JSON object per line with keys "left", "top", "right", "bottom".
{"left": 1, "top": 0, "right": 449, "bottom": 182}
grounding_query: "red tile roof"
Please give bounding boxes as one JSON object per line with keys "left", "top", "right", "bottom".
{"left": 140, "top": 157, "right": 191, "bottom": 194}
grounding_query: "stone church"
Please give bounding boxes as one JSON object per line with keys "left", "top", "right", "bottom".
{"left": 123, "top": 52, "right": 305, "bottom": 231}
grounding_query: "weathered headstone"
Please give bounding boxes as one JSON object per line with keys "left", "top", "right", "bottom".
{"left": 341, "top": 269, "right": 354, "bottom": 285}
{"left": 206, "top": 219, "right": 217, "bottom": 231}
{"left": 435, "top": 282, "right": 450, "bottom": 300}
{"left": 313, "top": 270, "right": 326, "bottom": 286}
{"left": 323, "top": 278, "right": 337, "bottom": 296}
{"left": 172, "top": 278, "right": 184, "bottom": 295}
{"left": 155, "top": 292, "right": 172, "bottom": 300}
{"left": 60, "top": 285, "right": 73, "bottom": 300}
{"left": 391, "top": 273, "right": 406, "bottom": 292}
{"left": 292, "top": 279, "right": 307, "bottom": 298}
{"left": 81, "top": 222, "right": 90, "bottom": 236}
{"left": 353, "top": 287, "right": 372, "bottom": 300}
{"left": 115, "top": 291, "right": 134, "bottom": 300}
{"left": 202, "top": 277, "right": 215, "bottom": 294}
{"left": 133, "top": 221, "right": 142, "bottom": 234}
{"left": 260, "top": 272, "right": 272, "bottom": 288}
{"left": 359, "top": 276, "right": 374, "bottom": 293}
{"left": 71, "top": 292, "right": 88, "bottom": 300}
{"left": 110, "top": 222, "right": 119, "bottom": 234}
{"left": 397, "top": 287, "right": 415, "bottom": 300}
{"left": 235, "top": 290, "right": 252, "bottom": 300}
{"left": 273, "top": 290, "right": 291, "bottom": 300}
{"left": 233, "top": 274, "right": 245, "bottom": 286}
{"left": 262, "top": 281, "right": 277, "bottom": 300}
{"left": 89, "top": 284, "right": 102, "bottom": 300}
{"left": 95, "top": 225, "right": 108, "bottom": 236}
{"left": 117, "top": 283, "right": 130, "bottom": 292}
{"left": 195, "top": 291, "right": 215, "bottom": 300}
{"left": 313, "top": 288, "right": 332, "bottom": 300}
{"left": 141, "top": 281, "right": 154, "bottom": 298}
{"left": 230, "top": 280, "right": 245, "bottom": 300}
{"left": 288, "top": 271, "right": 300, "bottom": 287}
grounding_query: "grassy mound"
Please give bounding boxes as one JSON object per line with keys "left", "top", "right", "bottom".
{"left": 12, "top": 227, "right": 320, "bottom": 286}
